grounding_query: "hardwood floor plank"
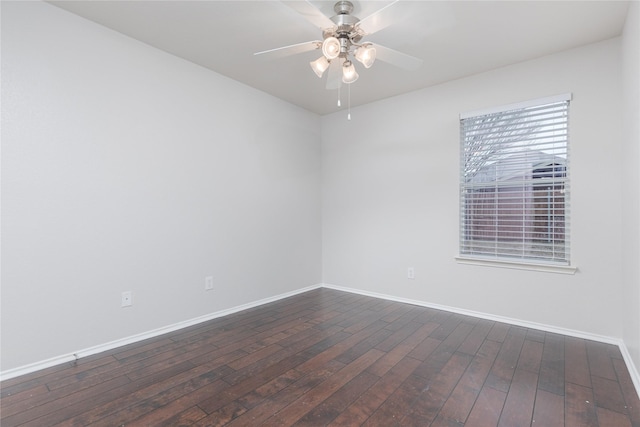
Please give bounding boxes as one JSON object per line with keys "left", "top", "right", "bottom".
{"left": 612, "top": 357, "right": 640, "bottom": 426}
{"left": 366, "top": 321, "right": 439, "bottom": 377}
{"left": 412, "top": 321, "right": 475, "bottom": 381}
{"left": 178, "top": 333, "right": 254, "bottom": 366}
{"left": 539, "top": 332, "right": 565, "bottom": 396}
{"left": 327, "top": 356, "right": 422, "bottom": 426}
{"left": 226, "top": 343, "right": 284, "bottom": 371}
{"left": 242, "top": 323, "right": 323, "bottom": 356}
{"left": 292, "top": 371, "right": 379, "bottom": 426}
{"left": 431, "top": 339, "right": 502, "bottom": 426}
{"left": 224, "top": 360, "right": 346, "bottom": 426}
{"left": 252, "top": 309, "right": 316, "bottom": 334}
{"left": 66, "top": 364, "right": 234, "bottom": 427}
{"left": 341, "top": 311, "right": 386, "bottom": 334}
{"left": 596, "top": 407, "right": 633, "bottom": 427}
{"left": 198, "top": 353, "right": 310, "bottom": 414}
{"left": 125, "top": 352, "right": 195, "bottom": 383}
{"left": 465, "top": 385, "right": 508, "bottom": 427}
{"left": 156, "top": 405, "right": 209, "bottom": 427}
{"left": 406, "top": 336, "right": 442, "bottom": 361}
{"left": 2, "top": 288, "right": 638, "bottom": 427}
{"left": 3, "top": 352, "right": 197, "bottom": 421}
{"left": 525, "top": 328, "right": 546, "bottom": 343}
{"left": 428, "top": 313, "right": 464, "bottom": 341}
{"left": 1, "top": 374, "right": 132, "bottom": 427}
{"left": 486, "top": 322, "right": 510, "bottom": 343}
{"left": 334, "top": 328, "right": 394, "bottom": 365}
{"left": 412, "top": 306, "right": 439, "bottom": 325}
{"left": 1, "top": 371, "right": 58, "bottom": 394}
{"left": 295, "top": 321, "right": 388, "bottom": 375}
{"left": 373, "top": 321, "right": 422, "bottom": 353}
{"left": 305, "top": 309, "right": 342, "bottom": 326}
{"left": 261, "top": 348, "right": 385, "bottom": 426}
{"left": 221, "top": 330, "right": 349, "bottom": 386}
{"left": 484, "top": 326, "right": 527, "bottom": 393}
{"left": 591, "top": 374, "right": 629, "bottom": 415}
{"left": 113, "top": 337, "right": 180, "bottom": 361}
{"left": 379, "top": 303, "right": 416, "bottom": 323}
{"left": 565, "top": 382, "right": 598, "bottom": 427}
{"left": 400, "top": 352, "right": 473, "bottom": 425}
{"left": 587, "top": 341, "right": 618, "bottom": 381}
{"left": 517, "top": 339, "right": 543, "bottom": 373}
{"left": 361, "top": 373, "right": 427, "bottom": 427}
{"left": 381, "top": 307, "right": 424, "bottom": 333}
{"left": 457, "top": 319, "right": 495, "bottom": 356}
{"left": 532, "top": 389, "right": 564, "bottom": 427}
{"left": 2, "top": 354, "right": 118, "bottom": 400}
{"left": 565, "top": 337, "right": 592, "bottom": 388}
{"left": 195, "top": 400, "right": 248, "bottom": 427}
{"left": 0, "top": 385, "right": 50, "bottom": 417}
{"left": 237, "top": 367, "right": 306, "bottom": 410}
{"left": 497, "top": 368, "right": 538, "bottom": 426}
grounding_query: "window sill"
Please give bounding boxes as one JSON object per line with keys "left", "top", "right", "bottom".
{"left": 455, "top": 256, "right": 578, "bottom": 275}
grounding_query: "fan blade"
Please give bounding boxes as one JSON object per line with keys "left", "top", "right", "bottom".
{"left": 254, "top": 41, "right": 321, "bottom": 60}
{"left": 372, "top": 43, "right": 423, "bottom": 71}
{"left": 355, "top": 0, "right": 399, "bottom": 35}
{"left": 326, "top": 59, "right": 343, "bottom": 90}
{"left": 281, "top": 0, "right": 335, "bottom": 31}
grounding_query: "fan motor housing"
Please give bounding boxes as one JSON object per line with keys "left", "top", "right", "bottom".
{"left": 328, "top": 0, "right": 362, "bottom": 43}
{"left": 334, "top": 0, "right": 354, "bottom": 15}
{"left": 331, "top": 13, "right": 358, "bottom": 33}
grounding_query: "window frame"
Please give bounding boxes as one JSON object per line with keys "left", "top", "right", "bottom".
{"left": 457, "top": 94, "right": 577, "bottom": 274}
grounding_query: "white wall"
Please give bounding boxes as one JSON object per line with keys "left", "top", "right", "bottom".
{"left": 621, "top": 0, "right": 640, "bottom": 376}
{"left": 1, "top": 1, "right": 322, "bottom": 371}
{"left": 322, "top": 38, "right": 624, "bottom": 338}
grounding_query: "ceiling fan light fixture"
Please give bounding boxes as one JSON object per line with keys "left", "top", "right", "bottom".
{"left": 322, "top": 37, "right": 341, "bottom": 60}
{"left": 355, "top": 44, "right": 376, "bottom": 68}
{"left": 342, "top": 60, "right": 359, "bottom": 84}
{"left": 310, "top": 56, "right": 330, "bottom": 77}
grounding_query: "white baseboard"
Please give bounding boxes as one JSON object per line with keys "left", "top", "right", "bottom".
{"left": 0, "top": 284, "right": 323, "bottom": 382}
{"left": 618, "top": 341, "right": 640, "bottom": 400}
{"left": 322, "top": 283, "right": 640, "bottom": 400}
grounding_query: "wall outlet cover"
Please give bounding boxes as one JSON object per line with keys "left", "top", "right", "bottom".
{"left": 121, "top": 291, "right": 133, "bottom": 307}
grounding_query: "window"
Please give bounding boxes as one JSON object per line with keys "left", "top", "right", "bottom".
{"left": 459, "top": 94, "right": 571, "bottom": 266}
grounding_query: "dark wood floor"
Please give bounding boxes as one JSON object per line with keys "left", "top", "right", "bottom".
{"left": 2, "top": 288, "right": 639, "bottom": 426}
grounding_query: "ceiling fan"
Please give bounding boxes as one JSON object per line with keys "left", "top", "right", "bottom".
{"left": 254, "top": 0, "right": 423, "bottom": 90}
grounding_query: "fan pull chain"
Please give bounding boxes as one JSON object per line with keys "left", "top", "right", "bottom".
{"left": 337, "top": 85, "right": 341, "bottom": 107}
{"left": 347, "top": 84, "right": 351, "bottom": 120}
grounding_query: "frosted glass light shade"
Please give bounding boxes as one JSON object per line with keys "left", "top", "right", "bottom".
{"left": 322, "top": 37, "right": 340, "bottom": 60}
{"left": 355, "top": 45, "right": 376, "bottom": 68}
{"left": 310, "top": 56, "right": 330, "bottom": 77}
{"left": 342, "top": 61, "right": 359, "bottom": 84}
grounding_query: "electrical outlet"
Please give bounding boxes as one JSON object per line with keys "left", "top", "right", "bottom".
{"left": 407, "top": 267, "right": 415, "bottom": 279}
{"left": 121, "top": 291, "right": 133, "bottom": 307}
{"left": 205, "top": 276, "right": 214, "bottom": 291}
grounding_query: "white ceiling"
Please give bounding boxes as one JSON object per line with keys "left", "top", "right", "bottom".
{"left": 49, "top": 0, "right": 630, "bottom": 115}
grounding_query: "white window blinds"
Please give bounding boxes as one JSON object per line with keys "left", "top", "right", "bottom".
{"left": 459, "top": 95, "right": 570, "bottom": 265}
